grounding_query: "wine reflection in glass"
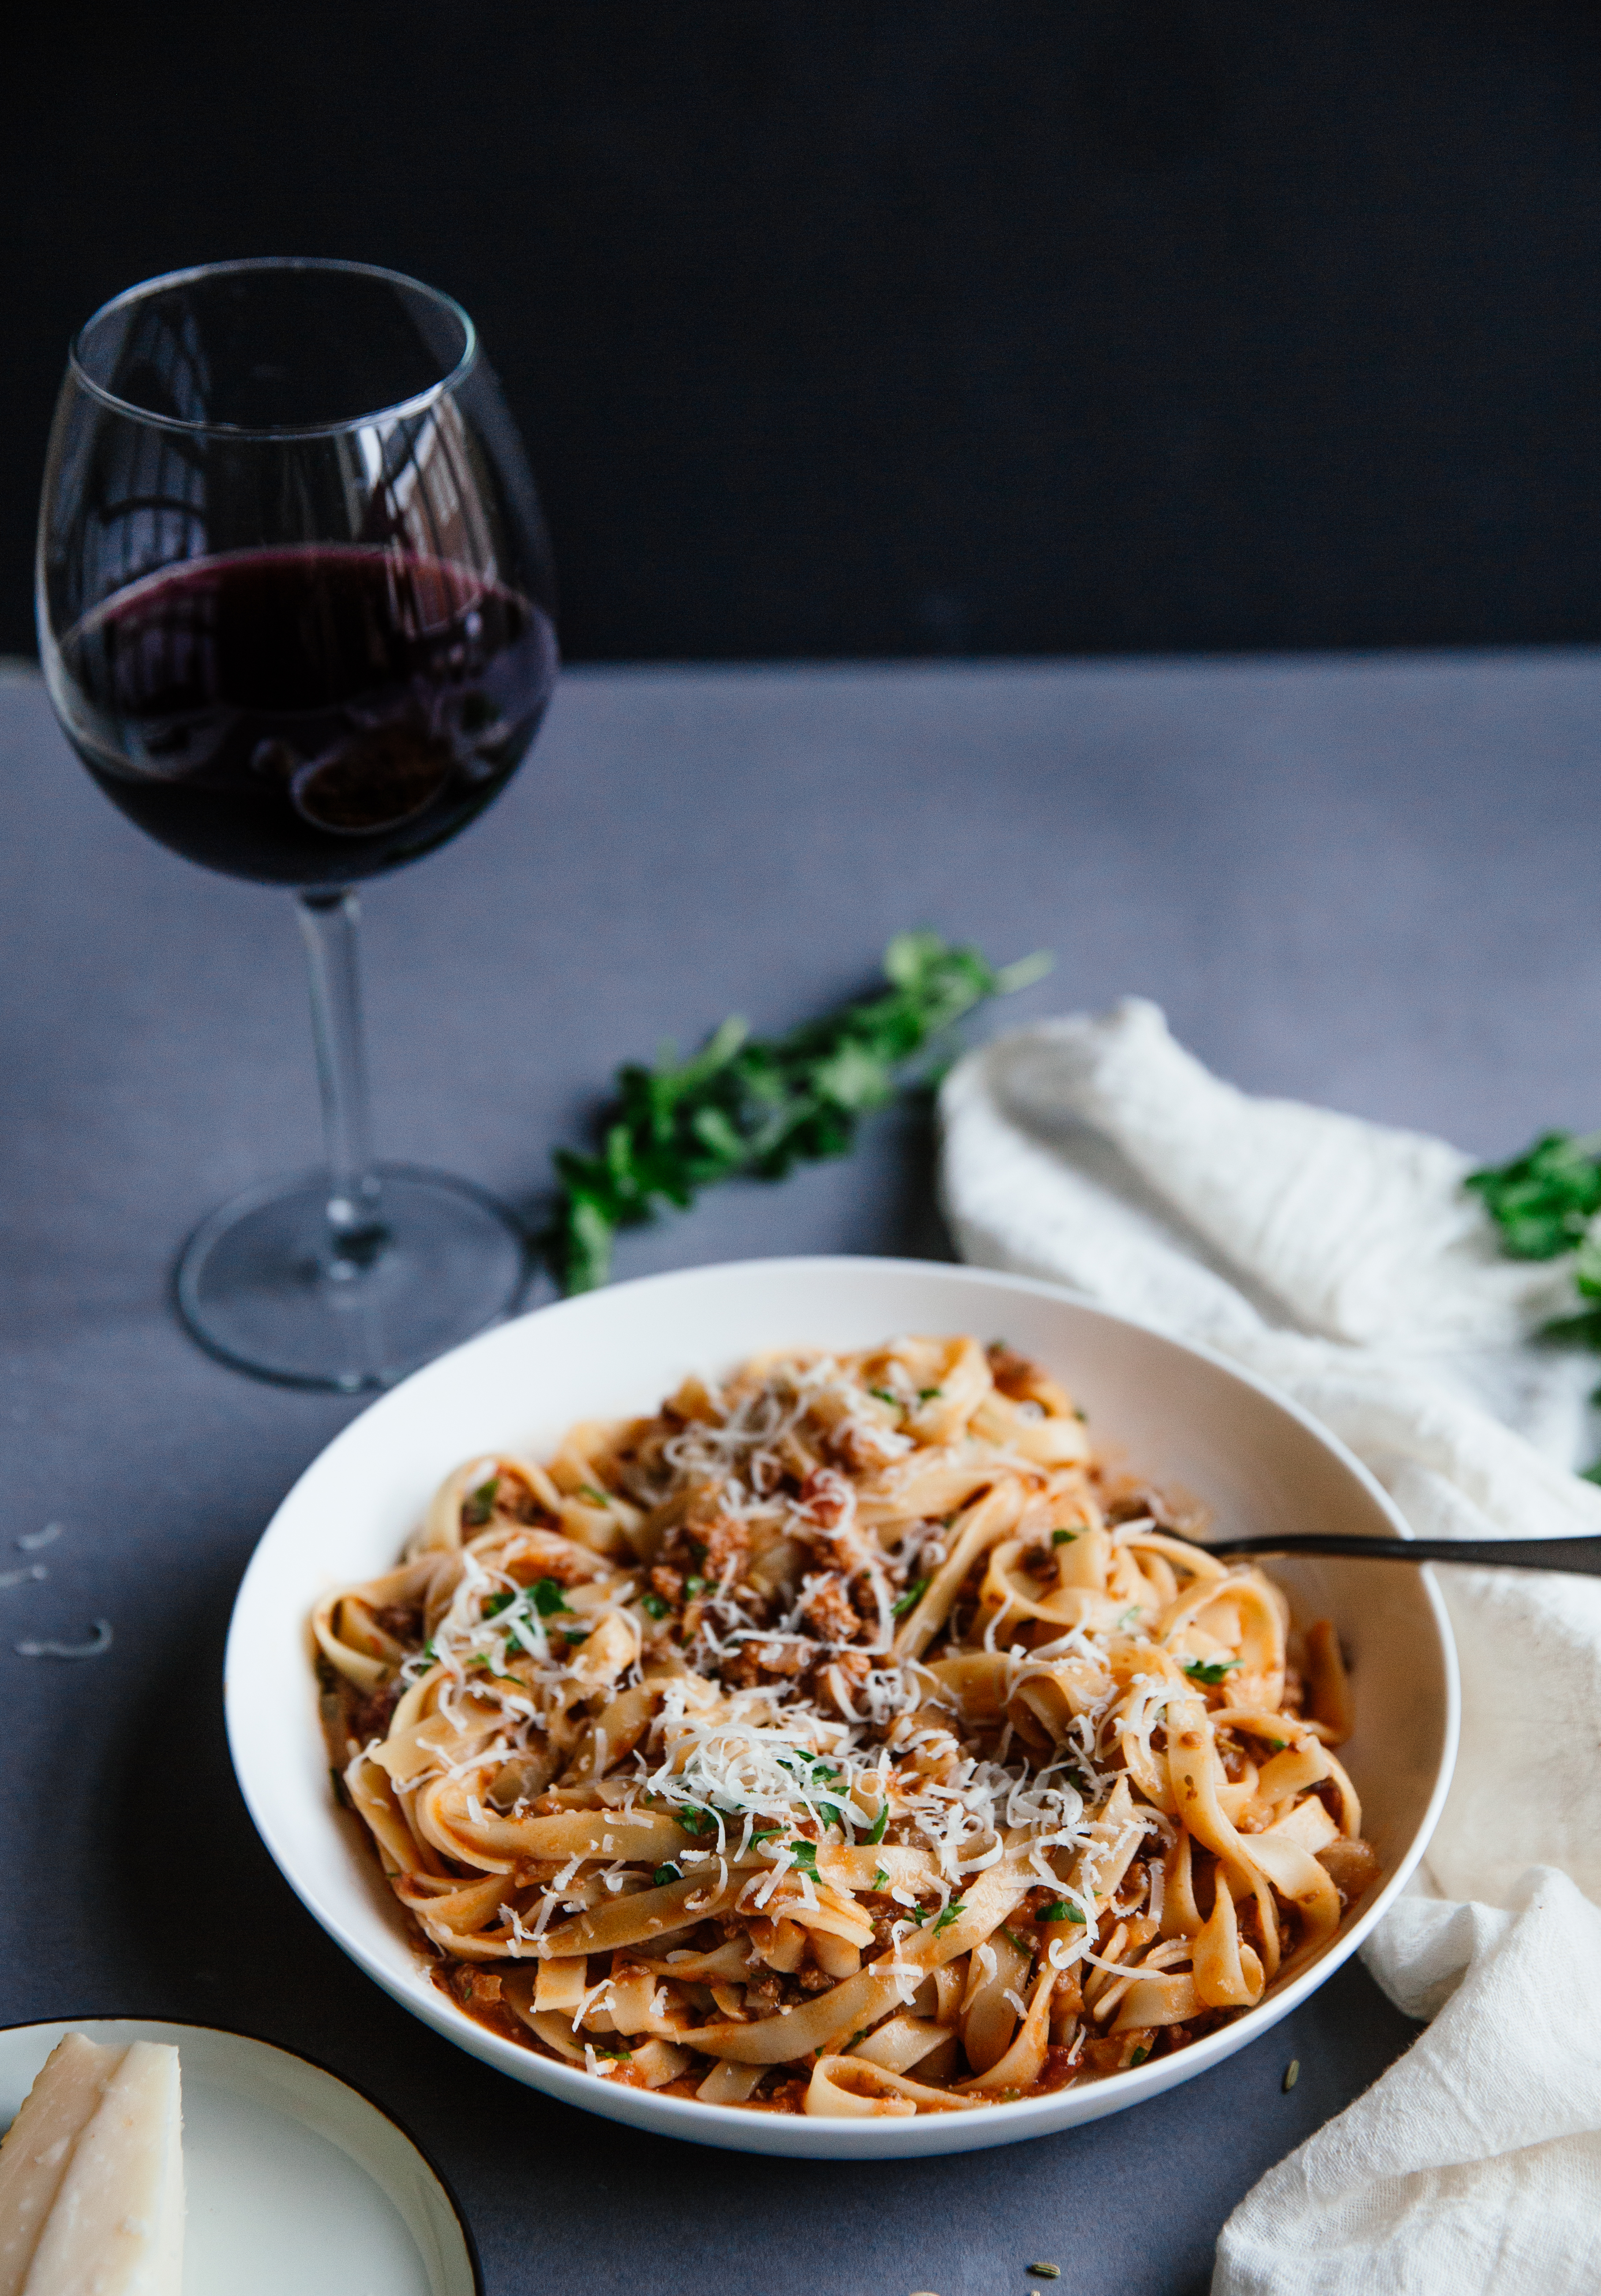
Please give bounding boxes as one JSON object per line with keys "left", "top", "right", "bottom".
{"left": 36, "top": 259, "right": 559, "bottom": 1390}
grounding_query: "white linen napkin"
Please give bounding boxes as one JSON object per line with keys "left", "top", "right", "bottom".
{"left": 938, "top": 998, "right": 1601, "bottom": 2295}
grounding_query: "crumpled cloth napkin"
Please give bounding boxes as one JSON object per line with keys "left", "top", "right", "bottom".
{"left": 938, "top": 998, "right": 1601, "bottom": 2295}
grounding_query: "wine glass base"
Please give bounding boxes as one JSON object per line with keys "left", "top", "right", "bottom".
{"left": 175, "top": 1163, "right": 532, "bottom": 1392}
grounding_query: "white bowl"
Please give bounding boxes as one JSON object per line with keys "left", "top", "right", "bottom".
{"left": 226, "top": 1255, "right": 1459, "bottom": 2159}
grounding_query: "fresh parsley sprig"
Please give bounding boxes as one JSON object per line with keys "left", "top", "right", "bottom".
{"left": 1465, "top": 1132, "right": 1601, "bottom": 1262}
{"left": 1468, "top": 1130, "right": 1601, "bottom": 1469}
{"left": 549, "top": 931, "right": 1050, "bottom": 1292}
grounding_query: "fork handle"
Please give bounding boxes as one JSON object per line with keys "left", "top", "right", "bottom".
{"left": 1198, "top": 1532, "right": 1601, "bottom": 1576}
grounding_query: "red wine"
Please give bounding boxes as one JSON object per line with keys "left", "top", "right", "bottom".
{"left": 54, "top": 545, "right": 557, "bottom": 885}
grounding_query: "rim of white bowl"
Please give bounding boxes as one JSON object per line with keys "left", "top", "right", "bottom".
{"left": 225, "top": 1254, "right": 1461, "bottom": 2157}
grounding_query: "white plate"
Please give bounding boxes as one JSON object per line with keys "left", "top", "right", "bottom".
{"left": 0, "top": 2018, "right": 479, "bottom": 2296}
{"left": 226, "top": 1254, "right": 1459, "bottom": 2159}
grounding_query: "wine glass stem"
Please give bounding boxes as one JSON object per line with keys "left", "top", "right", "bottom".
{"left": 296, "top": 889, "right": 386, "bottom": 1268}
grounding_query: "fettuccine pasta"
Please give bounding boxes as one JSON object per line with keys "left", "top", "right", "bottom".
{"left": 314, "top": 1337, "right": 1380, "bottom": 2115}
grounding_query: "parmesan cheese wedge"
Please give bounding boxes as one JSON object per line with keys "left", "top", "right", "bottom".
{"left": 0, "top": 2035, "right": 184, "bottom": 2296}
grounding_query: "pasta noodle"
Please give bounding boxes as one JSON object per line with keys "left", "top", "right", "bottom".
{"left": 313, "top": 1336, "right": 1381, "bottom": 2115}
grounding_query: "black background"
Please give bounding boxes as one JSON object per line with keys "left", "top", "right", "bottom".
{"left": 9, "top": 0, "right": 1601, "bottom": 663}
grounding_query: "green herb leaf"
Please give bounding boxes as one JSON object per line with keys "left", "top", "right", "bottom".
{"left": 1041, "top": 1899, "right": 1086, "bottom": 1925}
{"left": 481, "top": 1589, "right": 517, "bottom": 1618}
{"left": 591, "top": 2043, "right": 634, "bottom": 2059}
{"left": 530, "top": 1578, "right": 573, "bottom": 1617}
{"left": 815, "top": 1799, "right": 851, "bottom": 1833}
{"left": 1466, "top": 1130, "right": 1601, "bottom": 1260}
{"left": 683, "top": 1575, "right": 706, "bottom": 1598}
{"left": 892, "top": 1576, "right": 930, "bottom": 1621}
{"left": 1129, "top": 2044, "right": 1151, "bottom": 2067}
{"left": 652, "top": 1863, "right": 681, "bottom": 1886}
{"left": 461, "top": 1476, "right": 499, "bottom": 1527}
{"left": 577, "top": 1483, "right": 612, "bottom": 1508}
{"left": 917, "top": 1386, "right": 944, "bottom": 1401}
{"left": 547, "top": 934, "right": 1052, "bottom": 1291}
{"left": 750, "top": 1827, "right": 784, "bottom": 1845}
{"left": 641, "top": 1591, "right": 668, "bottom": 1620}
{"left": 866, "top": 1800, "right": 890, "bottom": 1845}
{"left": 1051, "top": 1527, "right": 1078, "bottom": 1546}
{"left": 789, "top": 1840, "right": 819, "bottom": 1872}
{"left": 872, "top": 1865, "right": 889, "bottom": 1890}
{"left": 676, "top": 1804, "right": 717, "bottom": 1836}
{"left": 869, "top": 1386, "right": 903, "bottom": 1409}
{"left": 933, "top": 1899, "right": 967, "bottom": 1934}
{"left": 1184, "top": 1657, "right": 1241, "bottom": 1685}
{"left": 469, "top": 1653, "right": 522, "bottom": 1683}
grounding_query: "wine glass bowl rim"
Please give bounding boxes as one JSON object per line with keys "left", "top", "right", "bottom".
{"left": 66, "top": 255, "right": 480, "bottom": 440}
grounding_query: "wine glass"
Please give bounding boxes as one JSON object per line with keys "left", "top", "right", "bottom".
{"left": 36, "top": 258, "right": 559, "bottom": 1392}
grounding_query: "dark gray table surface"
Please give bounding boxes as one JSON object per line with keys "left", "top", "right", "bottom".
{"left": 4, "top": 648, "right": 1595, "bottom": 2296}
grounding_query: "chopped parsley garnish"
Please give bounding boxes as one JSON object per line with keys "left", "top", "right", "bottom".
{"left": 872, "top": 1865, "right": 889, "bottom": 1890}
{"left": 906, "top": 1904, "right": 929, "bottom": 1925}
{"left": 778, "top": 1753, "right": 839, "bottom": 1782}
{"left": 1002, "top": 1927, "right": 1031, "bottom": 1955}
{"left": 917, "top": 1386, "right": 943, "bottom": 1401}
{"left": 869, "top": 1387, "right": 902, "bottom": 1409}
{"left": 1117, "top": 1606, "right": 1142, "bottom": 1630}
{"left": 1129, "top": 2045, "right": 1151, "bottom": 2066}
{"left": 788, "top": 1841, "right": 819, "bottom": 1873}
{"left": 675, "top": 1804, "right": 717, "bottom": 1836}
{"left": 750, "top": 1827, "right": 784, "bottom": 1846}
{"left": 1041, "top": 1900, "right": 1086, "bottom": 1925}
{"left": 866, "top": 1800, "right": 890, "bottom": 1846}
{"left": 468, "top": 1654, "right": 523, "bottom": 1683}
{"left": 1051, "top": 1527, "right": 1078, "bottom": 1546}
{"left": 892, "top": 1576, "right": 929, "bottom": 1620}
{"left": 481, "top": 1588, "right": 517, "bottom": 1618}
{"left": 683, "top": 1575, "right": 706, "bottom": 1598}
{"left": 652, "top": 1862, "right": 681, "bottom": 1886}
{"left": 530, "top": 1577, "right": 573, "bottom": 1616}
{"left": 577, "top": 1483, "right": 612, "bottom": 1507}
{"left": 548, "top": 932, "right": 1051, "bottom": 1291}
{"left": 461, "top": 1475, "right": 499, "bottom": 1527}
{"left": 640, "top": 1591, "right": 668, "bottom": 1620}
{"left": 933, "top": 1900, "right": 967, "bottom": 1934}
{"left": 816, "top": 1799, "right": 851, "bottom": 1833}
{"left": 1184, "top": 1657, "right": 1241, "bottom": 1685}
{"left": 592, "top": 2044, "right": 633, "bottom": 2059}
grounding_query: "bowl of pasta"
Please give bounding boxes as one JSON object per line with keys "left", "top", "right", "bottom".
{"left": 226, "top": 1255, "right": 1458, "bottom": 2157}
